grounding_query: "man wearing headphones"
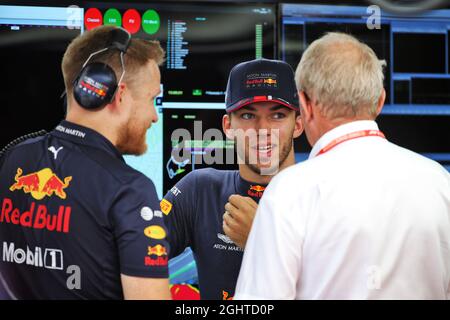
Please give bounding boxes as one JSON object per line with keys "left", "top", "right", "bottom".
{"left": 0, "top": 26, "right": 170, "bottom": 299}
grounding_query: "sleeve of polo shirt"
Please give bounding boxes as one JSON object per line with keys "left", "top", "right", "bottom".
{"left": 110, "top": 175, "right": 169, "bottom": 278}
{"left": 162, "top": 171, "right": 197, "bottom": 259}
{"left": 234, "top": 170, "right": 305, "bottom": 300}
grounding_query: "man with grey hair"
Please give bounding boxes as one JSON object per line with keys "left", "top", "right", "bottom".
{"left": 234, "top": 32, "right": 450, "bottom": 300}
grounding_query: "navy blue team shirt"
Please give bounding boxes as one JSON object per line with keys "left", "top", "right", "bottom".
{"left": 0, "top": 120, "right": 168, "bottom": 299}
{"left": 162, "top": 168, "right": 267, "bottom": 300}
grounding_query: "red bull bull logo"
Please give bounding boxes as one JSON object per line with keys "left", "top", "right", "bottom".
{"left": 247, "top": 185, "right": 266, "bottom": 198}
{"left": 148, "top": 244, "right": 167, "bottom": 257}
{"left": 145, "top": 244, "right": 168, "bottom": 266}
{"left": 10, "top": 168, "right": 72, "bottom": 200}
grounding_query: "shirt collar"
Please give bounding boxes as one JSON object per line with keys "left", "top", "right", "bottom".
{"left": 50, "top": 120, "right": 124, "bottom": 161}
{"left": 309, "top": 120, "right": 380, "bottom": 159}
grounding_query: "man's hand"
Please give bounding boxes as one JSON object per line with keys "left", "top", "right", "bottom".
{"left": 223, "top": 195, "right": 258, "bottom": 249}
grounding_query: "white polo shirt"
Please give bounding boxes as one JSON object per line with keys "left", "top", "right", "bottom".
{"left": 235, "top": 120, "right": 450, "bottom": 300}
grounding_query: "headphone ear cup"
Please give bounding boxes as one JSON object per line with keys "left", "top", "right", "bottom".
{"left": 73, "top": 62, "right": 118, "bottom": 110}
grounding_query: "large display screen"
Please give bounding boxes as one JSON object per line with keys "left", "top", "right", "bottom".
{"left": 280, "top": 3, "right": 450, "bottom": 172}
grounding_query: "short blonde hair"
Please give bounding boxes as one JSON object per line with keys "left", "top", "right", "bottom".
{"left": 295, "top": 32, "right": 386, "bottom": 119}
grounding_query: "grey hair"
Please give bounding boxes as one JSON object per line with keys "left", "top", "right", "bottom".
{"left": 295, "top": 32, "right": 386, "bottom": 119}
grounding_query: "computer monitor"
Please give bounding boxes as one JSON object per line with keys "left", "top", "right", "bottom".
{"left": 280, "top": 3, "right": 450, "bottom": 171}
{"left": 0, "top": 4, "right": 83, "bottom": 150}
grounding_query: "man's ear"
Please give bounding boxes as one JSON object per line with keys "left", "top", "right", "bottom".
{"left": 108, "top": 83, "right": 126, "bottom": 113}
{"left": 293, "top": 113, "right": 304, "bottom": 139}
{"left": 299, "top": 91, "right": 313, "bottom": 123}
{"left": 375, "top": 89, "right": 386, "bottom": 117}
{"left": 222, "top": 114, "right": 234, "bottom": 139}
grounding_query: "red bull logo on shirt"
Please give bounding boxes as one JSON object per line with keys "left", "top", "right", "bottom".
{"left": 145, "top": 244, "right": 168, "bottom": 266}
{"left": 9, "top": 168, "right": 72, "bottom": 200}
{"left": 144, "top": 255, "right": 168, "bottom": 267}
{"left": 148, "top": 244, "right": 167, "bottom": 257}
{"left": 247, "top": 185, "right": 265, "bottom": 198}
{"left": 3, "top": 168, "right": 73, "bottom": 233}
{"left": 0, "top": 198, "right": 72, "bottom": 233}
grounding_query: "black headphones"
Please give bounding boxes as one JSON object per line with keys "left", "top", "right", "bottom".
{"left": 72, "top": 27, "right": 131, "bottom": 110}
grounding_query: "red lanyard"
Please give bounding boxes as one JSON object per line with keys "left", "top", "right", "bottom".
{"left": 317, "top": 130, "right": 386, "bottom": 156}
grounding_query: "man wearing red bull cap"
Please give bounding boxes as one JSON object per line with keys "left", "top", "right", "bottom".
{"left": 0, "top": 26, "right": 170, "bottom": 299}
{"left": 162, "top": 58, "right": 303, "bottom": 299}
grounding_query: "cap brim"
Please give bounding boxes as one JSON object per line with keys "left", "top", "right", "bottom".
{"left": 226, "top": 97, "right": 298, "bottom": 113}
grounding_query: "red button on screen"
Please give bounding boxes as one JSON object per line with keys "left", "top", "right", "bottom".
{"left": 123, "top": 9, "right": 141, "bottom": 34}
{"left": 84, "top": 8, "right": 103, "bottom": 30}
